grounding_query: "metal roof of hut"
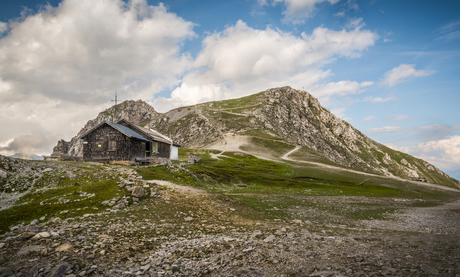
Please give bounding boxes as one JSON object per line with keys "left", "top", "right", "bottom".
{"left": 116, "top": 119, "right": 173, "bottom": 145}
{"left": 79, "top": 121, "right": 149, "bottom": 142}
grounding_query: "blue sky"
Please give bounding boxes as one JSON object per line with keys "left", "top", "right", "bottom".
{"left": 0, "top": 0, "right": 459, "bottom": 177}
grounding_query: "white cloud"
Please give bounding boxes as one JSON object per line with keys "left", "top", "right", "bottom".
{"left": 386, "top": 115, "right": 408, "bottom": 121}
{"left": 0, "top": 22, "right": 7, "bottom": 34}
{"left": 346, "top": 17, "right": 364, "bottom": 29}
{"left": 380, "top": 64, "right": 435, "bottom": 87}
{"left": 0, "top": 0, "right": 195, "bottom": 156}
{"left": 438, "top": 20, "right": 460, "bottom": 41}
{"left": 311, "top": 80, "right": 373, "bottom": 97}
{"left": 364, "top": 96, "right": 395, "bottom": 102}
{"left": 363, "top": 116, "right": 375, "bottom": 121}
{"left": 155, "top": 20, "right": 378, "bottom": 111}
{"left": 330, "top": 107, "right": 347, "bottom": 118}
{"left": 0, "top": 1, "right": 379, "bottom": 156}
{"left": 389, "top": 136, "right": 460, "bottom": 170}
{"left": 366, "top": 126, "right": 404, "bottom": 133}
{"left": 263, "top": 0, "right": 341, "bottom": 23}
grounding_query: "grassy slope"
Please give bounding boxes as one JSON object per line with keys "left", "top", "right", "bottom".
{"left": 136, "top": 148, "right": 460, "bottom": 226}
{"left": 2, "top": 147, "right": 459, "bottom": 234}
{"left": 190, "top": 91, "right": 459, "bottom": 187}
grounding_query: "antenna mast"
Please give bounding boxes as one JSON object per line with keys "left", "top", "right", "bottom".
{"left": 111, "top": 92, "right": 121, "bottom": 122}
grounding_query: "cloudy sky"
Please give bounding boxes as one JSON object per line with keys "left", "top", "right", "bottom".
{"left": 0, "top": 0, "right": 459, "bottom": 177}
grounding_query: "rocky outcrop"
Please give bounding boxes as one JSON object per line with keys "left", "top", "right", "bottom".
{"left": 51, "top": 139, "right": 70, "bottom": 157}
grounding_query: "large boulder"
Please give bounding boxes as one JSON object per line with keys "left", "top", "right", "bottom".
{"left": 132, "top": 186, "right": 146, "bottom": 198}
{"left": 49, "top": 264, "right": 72, "bottom": 277}
{"left": 0, "top": 169, "right": 7, "bottom": 179}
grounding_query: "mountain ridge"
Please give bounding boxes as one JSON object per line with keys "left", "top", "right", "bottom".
{"left": 52, "top": 86, "right": 459, "bottom": 188}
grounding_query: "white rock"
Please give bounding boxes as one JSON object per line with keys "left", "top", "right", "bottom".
{"left": 184, "top": 217, "right": 194, "bottom": 222}
{"left": 0, "top": 169, "right": 7, "bottom": 179}
{"left": 55, "top": 243, "right": 72, "bottom": 252}
{"left": 263, "top": 235, "right": 276, "bottom": 243}
{"left": 38, "top": 232, "right": 51, "bottom": 238}
{"left": 50, "top": 217, "right": 62, "bottom": 224}
{"left": 141, "top": 264, "right": 151, "bottom": 271}
{"left": 0, "top": 243, "right": 5, "bottom": 249}
{"left": 132, "top": 186, "right": 146, "bottom": 198}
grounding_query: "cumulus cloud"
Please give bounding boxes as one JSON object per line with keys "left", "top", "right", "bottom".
{"left": 0, "top": 22, "right": 7, "bottom": 34}
{"left": 364, "top": 96, "right": 395, "bottom": 102}
{"left": 330, "top": 107, "right": 347, "bottom": 118}
{"left": 363, "top": 116, "right": 375, "bottom": 121}
{"left": 380, "top": 64, "right": 435, "bottom": 87}
{"left": 261, "top": 0, "right": 341, "bottom": 23}
{"left": 0, "top": 0, "right": 379, "bottom": 156}
{"left": 366, "top": 123, "right": 460, "bottom": 152}
{"left": 366, "top": 126, "right": 405, "bottom": 133}
{"left": 0, "top": 0, "right": 195, "bottom": 156}
{"left": 386, "top": 115, "right": 408, "bottom": 121}
{"left": 0, "top": 133, "right": 62, "bottom": 158}
{"left": 0, "top": 0, "right": 195, "bottom": 103}
{"left": 311, "top": 80, "right": 373, "bottom": 97}
{"left": 154, "top": 20, "right": 378, "bottom": 111}
{"left": 388, "top": 136, "right": 460, "bottom": 170}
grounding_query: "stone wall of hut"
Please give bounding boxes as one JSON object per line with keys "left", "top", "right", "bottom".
{"left": 82, "top": 124, "right": 146, "bottom": 162}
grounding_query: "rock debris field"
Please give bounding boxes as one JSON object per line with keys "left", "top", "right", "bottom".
{"left": 1, "top": 163, "right": 460, "bottom": 276}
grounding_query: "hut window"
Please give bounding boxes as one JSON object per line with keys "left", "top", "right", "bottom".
{"left": 152, "top": 141, "right": 158, "bottom": 153}
{"left": 108, "top": 141, "right": 117, "bottom": 151}
{"left": 95, "top": 141, "right": 104, "bottom": 151}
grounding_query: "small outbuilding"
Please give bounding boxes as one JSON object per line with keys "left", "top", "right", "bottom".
{"left": 188, "top": 153, "right": 200, "bottom": 164}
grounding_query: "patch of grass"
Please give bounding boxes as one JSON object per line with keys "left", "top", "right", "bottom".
{"left": 0, "top": 162, "right": 127, "bottom": 233}
{"left": 135, "top": 150, "right": 460, "bottom": 226}
{"left": 288, "top": 146, "right": 346, "bottom": 167}
{"left": 139, "top": 120, "right": 150, "bottom": 127}
{"left": 239, "top": 129, "right": 282, "bottom": 140}
{"left": 240, "top": 137, "right": 294, "bottom": 158}
{"left": 219, "top": 112, "right": 245, "bottom": 120}
{"left": 0, "top": 178, "right": 121, "bottom": 233}
{"left": 208, "top": 93, "right": 262, "bottom": 110}
{"left": 138, "top": 150, "right": 460, "bottom": 201}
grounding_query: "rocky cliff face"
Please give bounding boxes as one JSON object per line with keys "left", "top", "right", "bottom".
{"left": 52, "top": 87, "right": 459, "bottom": 187}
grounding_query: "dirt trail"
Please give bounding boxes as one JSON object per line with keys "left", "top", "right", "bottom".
{"left": 204, "top": 134, "right": 272, "bottom": 161}
{"left": 146, "top": 180, "right": 207, "bottom": 196}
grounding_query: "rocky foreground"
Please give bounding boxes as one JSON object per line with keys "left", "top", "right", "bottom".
{"left": 1, "top": 167, "right": 459, "bottom": 277}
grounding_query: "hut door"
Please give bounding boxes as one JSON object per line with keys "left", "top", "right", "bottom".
{"left": 146, "top": 141, "right": 151, "bottom": 157}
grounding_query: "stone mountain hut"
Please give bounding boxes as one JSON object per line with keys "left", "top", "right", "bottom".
{"left": 79, "top": 120, "right": 180, "bottom": 163}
